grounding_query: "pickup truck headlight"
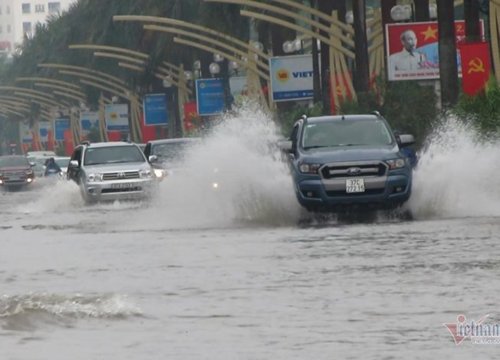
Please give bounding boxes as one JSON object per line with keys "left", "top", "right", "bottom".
{"left": 299, "top": 163, "right": 321, "bottom": 174}
{"left": 140, "top": 169, "right": 153, "bottom": 178}
{"left": 386, "top": 158, "right": 406, "bottom": 170}
{"left": 87, "top": 173, "right": 103, "bottom": 182}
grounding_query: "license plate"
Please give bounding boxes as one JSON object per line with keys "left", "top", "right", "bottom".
{"left": 346, "top": 178, "right": 365, "bottom": 193}
{"left": 111, "top": 183, "right": 134, "bottom": 189}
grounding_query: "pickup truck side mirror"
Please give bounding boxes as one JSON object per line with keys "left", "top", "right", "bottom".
{"left": 398, "top": 134, "right": 415, "bottom": 147}
{"left": 69, "top": 160, "right": 79, "bottom": 168}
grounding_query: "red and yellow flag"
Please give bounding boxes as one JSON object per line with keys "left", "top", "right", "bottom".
{"left": 459, "top": 41, "right": 491, "bottom": 96}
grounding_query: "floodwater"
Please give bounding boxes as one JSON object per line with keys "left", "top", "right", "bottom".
{"left": 2, "top": 107, "right": 500, "bottom": 359}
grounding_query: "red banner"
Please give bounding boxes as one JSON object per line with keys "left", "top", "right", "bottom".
{"left": 459, "top": 41, "right": 491, "bottom": 96}
{"left": 183, "top": 101, "right": 198, "bottom": 133}
{"left": 107, "top": 131, "right": 122, "bottom": 142}
{"left": 329, "top": 73, "right": 353, "bottom": 114}
{"left": 63, "top": 130, "right": 74, "bottom": 156}
{"left": 47, "top": 130, "right": 55, "bottom": 151}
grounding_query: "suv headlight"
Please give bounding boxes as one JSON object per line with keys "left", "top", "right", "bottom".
{"left": 87, "top": 173, "right": 103, "bottom": 182}
{"left": 299, "top": 163, "right": 322, "bottom": 174}
{"left": 153, "top": 168, "right": 165, "bottom": 178}
{"left": 140, "top": 169, "right": 153, "bottom": 178}
{"left": 386, "top": 158, "right": 406, "bottom": 170}
{"left": 25, "top": 169, "right": 34, "bottom": 176}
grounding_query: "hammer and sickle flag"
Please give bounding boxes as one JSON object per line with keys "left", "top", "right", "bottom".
{"left": 459, "top": 41, "right": 491, "bottom": 96}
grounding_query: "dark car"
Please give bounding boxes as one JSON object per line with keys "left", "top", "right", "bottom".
{"left": 0, "top": 155, "right": 35, "bottom": 189}
{"left": 282, "top": 113, "right": 415, "bottom": 212}
{"left": 144, "top": 138, "right": 201, "bottom": 178}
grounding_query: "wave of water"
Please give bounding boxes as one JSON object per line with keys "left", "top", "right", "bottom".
{"left": 409, "top": 116, "right": 500, "bottom": 219}
{"left": 0, "top": 293, "right": 142, "bottom": 331}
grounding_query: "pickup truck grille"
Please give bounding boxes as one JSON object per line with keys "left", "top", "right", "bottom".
{"left": 321, "top": 162, "right": 387, "bottom": 179}
{"left": 102, "top": 171, "right": 140, "bottom": 181}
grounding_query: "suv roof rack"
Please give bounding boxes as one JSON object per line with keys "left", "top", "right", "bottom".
{"left": 371, "top": 110, "right": 382, "bottom": 118}
{"left": 80, "top": 140, "right": 91, "bottom": 146}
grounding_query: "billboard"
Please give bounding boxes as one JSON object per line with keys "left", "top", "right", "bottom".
{"left": 196, "top": 78, "right": 225, "bottom": 116}
{"left": 143, "top": 93, "right": 168, "bottom": 126}
{"left": 269, "top": 54, "right": 314, "bottom": 102}
{"left": 19, "top": 122, "right": 32, "bottom": 144}
{"left": 105, "top": 104, "right": 129, "bottom": 131}
{"left": 54, "top": 118, "right": 70, "bottom": 142}
{"left": 39, "top": 121, "right": 51, "bottom": 142}
{"left": 80, "top": 111, "right": 99, "bottom": 137}
{"left": 386, "top": 20, "right": 484, "bottom": 81}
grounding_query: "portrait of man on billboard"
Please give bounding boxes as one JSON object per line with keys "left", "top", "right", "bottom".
{"left": 389, "top": 29, "right": 435, "bottom": 73}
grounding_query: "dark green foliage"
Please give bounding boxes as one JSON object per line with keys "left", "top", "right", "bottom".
{"left": 453, "top": 79, "right": 500, "bottom": 134}
{"left": 277, "top": 101, "right": 324, "bottom": 137}
{"left": 340, "top": 80, "right": 439, "bottom": 147}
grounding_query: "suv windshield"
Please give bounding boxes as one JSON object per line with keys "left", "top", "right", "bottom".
{"left": 84, "top": 145, "right": 145, "bottom": 165}
{"left": 302, "top": 119, "right": 394, "bottom": 149}
{"left": 0, "top": 156, "right": 29, "bottom": 167}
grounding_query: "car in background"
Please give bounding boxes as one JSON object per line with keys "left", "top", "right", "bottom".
{"left": 283, "top": 113, "right": 414, "bottom": 212}
{"left": 67, "top": 141, "right": 158, "bottom": 204}
{"left": 53, "top": 156, "right": 71, "bottom": 177}
{"left": 0, "top": 155, "right": 35, "bottom": 189}
{"left": 143, "top": 138, "right": 201, "bottom": 178}
{"left": 26, "top": 151, "right": 57, "bottom": 178}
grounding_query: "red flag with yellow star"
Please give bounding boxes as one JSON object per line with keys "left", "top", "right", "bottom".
{"left": 459, "top": 41, "right": 491, "bottom": 96}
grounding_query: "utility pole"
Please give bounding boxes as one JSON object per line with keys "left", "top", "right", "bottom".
{"left": 352, "top": 0, "right": 370, "bottom": 93}
{"left": 464, "top": 0, "right": 481, "bottom": 41}
{"left": 414, "top": 0, "right": 430, "bottom": 21}
{"left": 437, "top": 0, "right": 459, "bottom": 108}
{"left": 317, "top": 0, "right": 346, "bottom": 113}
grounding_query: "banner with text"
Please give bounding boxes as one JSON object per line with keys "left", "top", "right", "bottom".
{"left": 80, "top": 111, "right": 99, "bottom": 137}
{"left": 105, "top": 104, "right": 129, "bottom": 131}
{"left": 54, "top": 118, "right": 70, "bottom": 142}
{"left": 39, "top": 121, "right": 51, "bottom": 142}
{"left": 269, "top": 54, "right": 314, "bottom": 102}
{"left": 196, "top": 78, "right": 225, "bottom": 116}
{"left": 143, "top": 93, "right": 168, "bottom": 126}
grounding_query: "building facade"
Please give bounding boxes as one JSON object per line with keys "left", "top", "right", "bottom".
{"left": 0, "top": 0, "right": 77, "bottom": 54}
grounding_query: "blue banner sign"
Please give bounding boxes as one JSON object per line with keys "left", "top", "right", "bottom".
{"left": 54, "top": 118, "right": 70, "bottom": 141}
{"left": 143, "top": 93, "right": 168, "bottom": 126}
{"left": 196, "top": 78, "right": 225, "bottom": 116}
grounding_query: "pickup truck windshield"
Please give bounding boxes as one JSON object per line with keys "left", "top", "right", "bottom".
{"left": 84, "top": 146, "right": 145, "bottom": 165}
{"left": 0, "top": 156, "right": 29, "bottom": 167}
{"left": 302, "top": 119, "right": 393, "bottom": 149}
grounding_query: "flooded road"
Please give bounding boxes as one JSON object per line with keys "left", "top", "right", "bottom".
{"left": 2, "top": 110, "right": 500, "bottom": 359}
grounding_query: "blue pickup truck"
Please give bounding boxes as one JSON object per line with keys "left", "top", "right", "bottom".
{"left": 282, "top": 113, "right": 415, "bottom": 212}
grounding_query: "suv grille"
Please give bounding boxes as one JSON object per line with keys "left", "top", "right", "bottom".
{"left": 102, "top": 171, "right": 140, "bottom": 181}
{"left": 321, "top": 162, "right": 387, "bottom": 179}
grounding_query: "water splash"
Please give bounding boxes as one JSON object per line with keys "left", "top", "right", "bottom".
{"left": 409, "top": 115, "right": 500, "bottom": 219}
{"left": 0, "top": 293, "right": 142, "bottom": 331}
{"left": 135, "top": 102, "right": 301, "bottom": 229}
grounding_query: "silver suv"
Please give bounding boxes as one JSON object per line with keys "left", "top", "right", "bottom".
{"left": 67, "top": 141, "right": 157, "bottom": 204}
